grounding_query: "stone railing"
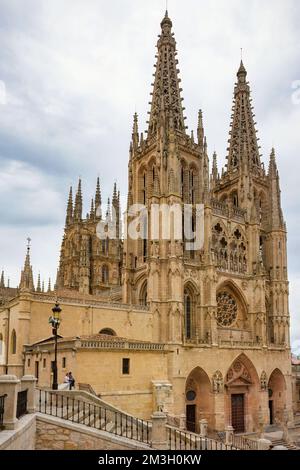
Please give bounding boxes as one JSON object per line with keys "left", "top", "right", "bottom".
{"left": 78, "top": 339, "right": 165, "bottom": 351}
{"left": 211, "top": 199, "right": 229, "bottom": 217}
{"left": 211, "top": 198, "right": 246, "bottom": 222}
{"left": 231, "top": 206, "right": 247, "bottom": 221}
{"left": 33, "top": 293, "right": 149, "bottom": 312}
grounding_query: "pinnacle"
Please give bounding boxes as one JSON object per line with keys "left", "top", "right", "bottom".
{"left": 161, "top": 10, "right": 172, "bottom": 29}
{"left": 237, "top": 60, "right": 247, "bottom": 76}
{"left": 147, "top": 14, "right": 186, "bottom": 136}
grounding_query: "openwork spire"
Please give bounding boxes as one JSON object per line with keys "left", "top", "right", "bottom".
{"left": 74, "top": 178, "right": 83, "bottom": 222}
{"left": 226, "top": 61, "right": 262, "bottom": 174}
{"left": 268, "top": 148, "right": 284, "bottom": 229}
{"left": 94, "top": 177, "right": 102, "bottom": 218}
{"left": 147, "top": 11, "right": 186, "bottom": 136}
{"left": 65, "top": 186, "right": 73, "bottom": 227}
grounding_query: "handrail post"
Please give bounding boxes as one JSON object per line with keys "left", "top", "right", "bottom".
{"left": 20, "top": 375, "right": 37, "bottom": 413}
{"left": 0, "top": 374, "right": 20, "bottom": 430}
{"left": 151, "top": 411, "right": 168, "bottom": 449}
{"left": 225, "top": 425, "right": 234, "bottom": 446}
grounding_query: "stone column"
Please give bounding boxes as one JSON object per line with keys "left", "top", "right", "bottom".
{"left": 151, "top": 411, "right": 168, "bottom": 450}
{"left": 225, "top": 425, "right": 234, "bottom": 446}
{"left": 0, "top": 374, "right": 20, "bottom": 430}
{"left": 21, "top": 375, "right": 37, "bottom": 413}
{"left": 199, "top": 419, "right": 208, "bottom": 438}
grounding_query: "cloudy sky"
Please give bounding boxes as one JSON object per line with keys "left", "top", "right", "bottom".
{"left": 0, "top": 0, "right": 299, "bottom": 348}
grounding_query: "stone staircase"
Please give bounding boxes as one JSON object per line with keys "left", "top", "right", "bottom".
{"left": 37, "top": 389, "right": 151, "bottom": 446}
{"left": 269, "top": 438, "right": 298, "bottom": 450}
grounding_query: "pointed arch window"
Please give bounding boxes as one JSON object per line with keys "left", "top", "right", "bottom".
{"left": 184, "top": 290, "right": 193, "bottom": 340}
{"left": 139, "top": 281, "right": 148, "bottom": 306}
{"left": 102, "top": 265, "right": 109, "bottom": 284}
{"left": 143, "top": 173, "right": 147, "bottom": 205}
{"left": 0, "top": 333, "right": 3, "bottom": 356}
{"left": 11, "top": 329, "right": 17, "bottom": 355}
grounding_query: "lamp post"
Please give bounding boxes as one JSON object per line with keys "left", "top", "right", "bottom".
{"left": 49, "top": 301, "right": 62, "bottom": 390}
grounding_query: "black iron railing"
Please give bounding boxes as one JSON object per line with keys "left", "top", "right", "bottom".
{"left": 0, "top": 394, "right": 7, "bottom": 429}
{"left": 16, "top": 389, "right": 28, "bottom": 419}
{"left": 38, "top": 389, "right": 151, "bottom": 445}
{"left": 232, "top": 434, "right": 259, "bottom": 450}
{"left": 167, "top": 426, "right": 237, "bottom": 450}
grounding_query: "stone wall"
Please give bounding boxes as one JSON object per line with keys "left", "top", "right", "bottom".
{"left": 36, "top": 415, "right": 150, "bottom": 450}
{"left": 0, "top": 415, "right": 36, "bottom": 450}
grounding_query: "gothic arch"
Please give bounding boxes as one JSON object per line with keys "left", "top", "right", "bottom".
{"left": 225, "top": 353, "right": 260, "bottom": 433}
{"left": 139, "top": 280, "right": 148, "bottom": 306}
{"left": 226, "top": 353, "right": 260, "bottom": 385}
{"left": 102, "top": 264, "right": 109, "bottom": 284}
{"left": 184, "top": 282, "right": 198, "bottom": 340}
{"left": 185, "top": 367, "right": 214, "bottom": 432}
{"left": 268, "top": 368, "right": 286, "bottom": 424}
{"left": 217, "top": 280, "right": 248, "bottom": 313}
{"left": 0, "top": 332, "right": 3, "bottom": 356}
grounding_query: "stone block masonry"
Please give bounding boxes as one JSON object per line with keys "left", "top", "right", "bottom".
{"left": 36, "top": 414, "right": 150, "bottom": 450}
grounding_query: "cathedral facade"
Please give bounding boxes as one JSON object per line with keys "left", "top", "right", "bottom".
{"left": 0, "top": 12, "right": 293, "bottom": 434}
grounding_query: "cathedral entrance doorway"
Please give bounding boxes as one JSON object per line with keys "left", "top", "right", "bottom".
{"left": 185, "top": 367, "right": 213, "bottom": 433}
{"left": 186, "top": 404, "right": 196, "bottom": 432}
{"left": 225, "top": 354, "right": 260, "bottom": 433}
{"left": 231, "top": 394, "right": 245, "bottom": 433}
{"left": 268, "top": 369, "right": 286, "bottom": 424}
{"left": 269, "top": 399, "right": 274, "bottom": 425}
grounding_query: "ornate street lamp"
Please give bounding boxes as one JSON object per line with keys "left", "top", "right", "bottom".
{"left": 49, "top": 301, "right": 62, "bottom": 390}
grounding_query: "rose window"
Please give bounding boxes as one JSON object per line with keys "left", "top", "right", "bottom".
{"left": 216, "top": 292, "right": 237, "bottom": 327}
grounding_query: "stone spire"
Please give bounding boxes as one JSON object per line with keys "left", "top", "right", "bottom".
{"left": 106, "top": 198, "right": 111, "bottom": 220}
{"left": 19, "top": 238, "right": 35, "bottom": 292}
{"left": 42, "top": 280, "right": 45, "bottom": 293}
{"left": 90, "top": 198, "right": 95, "bottom": 219}
{"left": 268, "top": 148, "right": 284, "bottom": 229}
{"left": 36, "top": 273, "right": 41, "bottom": 293}
{"left": 147, "top": 11, "right": 186, "bottom": 136}
{"left": 211, "top": 151, "right": 219, "bottom": 182}
{"left": 95, "top": 177, "right": 102, "bottom": 218}
{"left": 65, "top": 186, "right": 73, "bottom": 227}
{"left": 132, "top": 112, "right": 139, "bottom": 150}
{"left": 197, "top": 109, "right": 204, "bottom": 150}
{"left": 226, "top": 61, "right": 262, "bottom": 174}
{"left": 74, "top": 178, "right": 83, "bottom": 222}
{"left": 47, "top": 278, "right": 51, "bottom": 293}
{"left": 0, "top": 270, "right": 4, "bottom": 288}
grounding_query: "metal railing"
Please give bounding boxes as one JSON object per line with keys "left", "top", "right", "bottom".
{"left": 38, "top": 389, "right": 151, "bottom": 445}
{"left": 167, "top": 426, "right": 237, "bottom": 450}
{"left": 232, "top": 434, "right": 259, "bottom": 450}
{"left": 0, "top": 394, "right": 7, "bottom": 429}
{"left": 16, "top": 389, "right": 28, "bottom": 419}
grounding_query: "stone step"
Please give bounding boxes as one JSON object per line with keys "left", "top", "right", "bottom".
{"left": 270, "top": 439, "right": 298, "bottom": 450}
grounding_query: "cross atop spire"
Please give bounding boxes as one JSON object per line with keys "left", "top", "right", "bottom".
{"left": 147, "top": 12, "right": 186, "bottom": 136}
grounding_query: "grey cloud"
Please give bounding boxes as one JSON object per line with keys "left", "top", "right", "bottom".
{"left": 0, "top": 0, "right": 299, "bottom": 345}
